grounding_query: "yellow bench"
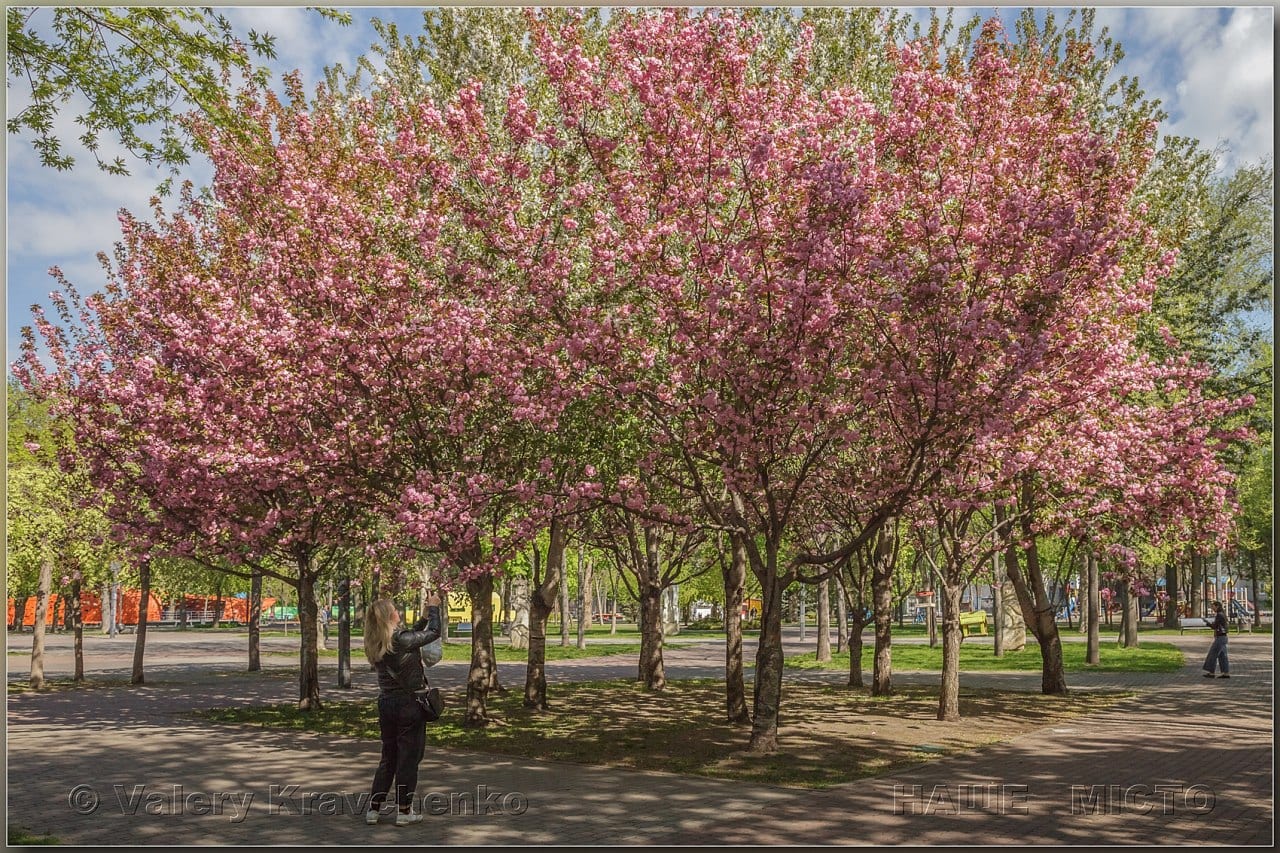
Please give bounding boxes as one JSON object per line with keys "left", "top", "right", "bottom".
{"left": 959, "top": 610, "right": 988, "bottom": 637}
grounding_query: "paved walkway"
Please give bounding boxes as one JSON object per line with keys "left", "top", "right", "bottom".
{"left": 5, "top": 629, "right": 1273, "bottom": 845}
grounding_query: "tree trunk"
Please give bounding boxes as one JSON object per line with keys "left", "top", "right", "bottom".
{"left": 637, "top": 526, "right": 667, "bottom": 691}
{"left": 131, "top": 560, "right": 151, "bottom": 685}
{"left": 816, "top": 578, "right": 831, "bottom": 662}
{"left": 747, "top": 572, "right": 785, "bottom": 753}
{"left": 501, "top": 576, "right": 511, "bottom": 635}
{"left": 836, "top": 580, "right": 848, "bottom": 654}
{"left": 1249, "top": 551, "right": 1261, "bottom": 628}
{"left": 337, "top": 576, "right": 352, "bottom": 688}
{"left": 1077, "top": 554, "right": 1088, "bottom": 634}
{"left": 525, "top": 594, "right": 553, "bottom": 709}
{"left": 609, "top": 574, "right": 618, "bottom": 635}
{"left": 1120, "top": 582, "right": 1139, "bottom": 648}
{"left": 848, "top": 614, "right": 867, "bottom": 688}
{"left": 992, "top": 576, "right": 1004, "bottom": 658}
{"left": 525, "top": 521, "right": 565, "bottom": 710}
{"left": 485, "top": 606, "right": 504, "bottom": 695}
{"left": 638, "top": 586, "right": 666, "bottom": 690}
{"left": 14, "top": 594, "right": 28, "bottom": 632}
{"left": 296, "top": 560, "right": 322, "bottom": 711}
{"left": 464, "top": 572, "right": 497, "bottom": 726}
{"left": 1163, "top": 560, "right": 1181, "bottom": 629}
{"left": 872, "top": 527, "right": 895, "bottom": 697}
{"left": 1189, "top": 551, "right": 1204, "bottom": 618}
{"left": 925, "top": 572, "right": 938, "bottom": 647}
{"left": 481, "top": 612, "right": 501, "bottom": 691}
{"left": 797, "top": 584, "right": 807, "bottom": 641}
{"left": 70, "top": 578, "right": 84, "bottom": 681}
{"left": 248, "top": 568, "right": 262, "bottom": 672}
{"left": 1086, "top": 553, "right": 1101, "bottom": 666}
{"left": 1016, "top": 549, "right": 1067, "bottom": 694}
{"left": 212, "top": 585, "right": 224, "bottom": 630}
{"left": 723, "top": 534, "right": 750, "bottom": 724}
{"left": 937, "top": 583, "right": 963, "bottom": 722}
{"left": 1117, "top": 583, "right": 1127, "bottom": 638}
{"left": 559, "top": 548, "right": 571, "bottom": 647}
{"left": 102, "top": 581, "right": 114, "bottom": 636}
{"left": 576, "top": 552, "right": 590, "bottom": 650}
{"left": 30, "top": 556, "right": 53, "bottom": 688}
{"left": 997, "top": 499, "right": 1067, "bottom": 694}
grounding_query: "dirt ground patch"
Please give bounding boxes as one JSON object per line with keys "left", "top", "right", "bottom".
{"left": 199, "top": 677, "right": 1128, "bottom": 789}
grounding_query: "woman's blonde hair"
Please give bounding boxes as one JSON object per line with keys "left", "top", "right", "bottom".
{"left": 363, "top": 598, "right": 399, "bottom": 666}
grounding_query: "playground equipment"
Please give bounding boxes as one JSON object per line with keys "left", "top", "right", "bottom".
{"left": 1228, "top": 598, "right": 1255, "bottom": 621}
{"left": 910, "top": 589, "right": 935, "bottom": 624}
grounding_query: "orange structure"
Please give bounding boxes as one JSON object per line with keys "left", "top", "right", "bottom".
{"left": 8, "top": 591, "right": 275, "bottom": 627}
{"left": 8, "top": 589, "right": 160, "bottom": 627}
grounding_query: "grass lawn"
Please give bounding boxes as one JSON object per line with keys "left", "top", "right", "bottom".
{"left": 195, "top": 678, "right": 1127, "bottom": 789}
{"left": 257, "top": 623, "right": 731, "bottom": 641}
{"left": 450, "top": 641, "right": 645, "bottom": 663}
{"left": 269, "top": 638, "right": 707, "bottom": 661}
{"left": 785, "top": 641, "right": 1184, "bottom": 673}
{"left": 5, "top": 677, "right": 139, "bottom": 694}
{"left": 1134, "top": 624, "right": 1272, "bottom": 636}
{"left": 503, "top": 624, "right": 732, "bottom": 641}
{"left": 8, "top": 825, "right": 59, "bottom": 845}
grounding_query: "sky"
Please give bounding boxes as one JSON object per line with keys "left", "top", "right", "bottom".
{"left": 3, "top": 3, "right": 1275, "bottom": 371}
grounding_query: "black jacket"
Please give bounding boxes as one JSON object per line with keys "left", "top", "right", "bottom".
{"left": 374, "top": 605, "right": 442, "bottom": 695}
{"left": 1212, "top": 610, "right": 1229, "bottom": 637}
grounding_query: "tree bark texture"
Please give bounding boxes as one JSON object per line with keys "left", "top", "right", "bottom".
{"left": 525, "top": 520, "right": 565, "bottom": 710}
{"left": 937, "top": 584, "right": 963, "bottom": 721}
{"left": 722, "top": 534, "right": 750, "bottom": 723}
{"left": 816, "top": 578, "right": 831, "bottom": 662}
{"left": 131, "top": 560, "right": 151, "bottom": 685}
{"left": 465, "top": 572, "right": 498, "bottom": 725}
{"left": 30, "top": 556, "right": 53, "bottom": 688}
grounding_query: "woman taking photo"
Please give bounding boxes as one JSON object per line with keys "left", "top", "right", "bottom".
{"left": 363, "top": 592, "right": 442, "bottom": 826}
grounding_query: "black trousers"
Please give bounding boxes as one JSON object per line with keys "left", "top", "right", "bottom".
{"left": 370, "top": 692, "right": 426, "bottom": 809}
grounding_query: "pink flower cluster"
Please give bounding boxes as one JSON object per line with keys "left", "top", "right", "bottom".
{"left": 14, "top": 10, "right": 1248, "bottom": 587}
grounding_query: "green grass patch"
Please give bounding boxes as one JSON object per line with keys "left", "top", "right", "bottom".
{"left": 269, "top": 637, "right": 711, "bottom": 661}
{"left": 6, "top": 675, "right": 197, "bottom": 693}
{"left": 786, "top": 641, "right": 1184, "bottom": 673}
{"left": 243, "top": 628, "right": 364, "bottom": 638}
{"left": 194, "top": 678, "right": 1127, "bottom": 789}
{"left": 8, "top": 825, "right": 59, "bottom": 845}
{"left": 1135, "top": 624, "right": 1272, "bottom": 636}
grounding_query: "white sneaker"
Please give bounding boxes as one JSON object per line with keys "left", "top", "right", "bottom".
{"left": 394, "top": 810, "right": 423, "bottom": 826}
{"left": 364, "top": 809, "right": 380, "bottom": 825}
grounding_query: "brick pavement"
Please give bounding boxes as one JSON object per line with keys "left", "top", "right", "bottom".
{"left": 5, "top": 628, "right": 1273, "bottom": 846}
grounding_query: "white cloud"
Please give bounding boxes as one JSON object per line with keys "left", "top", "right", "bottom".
{"left": 1160, "top": 7, "right": 1273, "bottom": 170}
{"left": 1099, "top": 7, "right": 1273, "bottom": 172}
{"left": 6, "top": 83, "right": 181, "bottom": 364}
{"left": 224, "top": 6, "right": 385, "bottom": 91}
